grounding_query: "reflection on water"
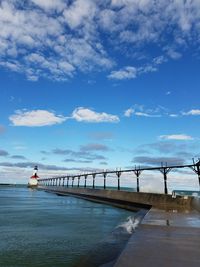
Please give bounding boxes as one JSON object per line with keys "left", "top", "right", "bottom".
{"left": 0, "top": 186, "right": 134, "bottom": 267}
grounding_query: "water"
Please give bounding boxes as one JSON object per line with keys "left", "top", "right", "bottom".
{"left": 0, "top": 186, "right": 136, "bottom": 267}
{"left": 173, "top": 190, "right": 200, "bottom": 197}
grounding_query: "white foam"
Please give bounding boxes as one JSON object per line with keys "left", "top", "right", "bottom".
{"left": 115, "top": 216, "right": 140, "bottom": 235}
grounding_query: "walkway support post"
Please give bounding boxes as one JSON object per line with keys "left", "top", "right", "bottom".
{"left": 78, "top": 176, "right": 80, "bottom": 187}
{"left": 190, "top": 159, "right": 200, "bottom": 189}
{"left": 159, "top": 163, "right": 172, "bottom": 195}
{"left": 92, "top": 174, "right": 96, "bottom": 189}
{"left": 62, "top": 178, "right": 65, "bottom": 187}
{"left": 84, "top": 175, "right": 87, "bottom": 188}
{"left": 103, "top": 172, "right": 107, "bottom": 189}
{"left": 116, "top": 170, "right": 121, "bottom": 190}
{"left": 133, "top": 167, "right": 142, "bottom": 193}
{"left": 72, "top": 177, "right": 74, "bottom": 187}
{"left": 67, "top": 176, "right": 69, "bottom": 187}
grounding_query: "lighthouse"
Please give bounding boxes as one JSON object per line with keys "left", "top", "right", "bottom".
{"left": 28, "top": 166, "right": 39, "bottom": 188}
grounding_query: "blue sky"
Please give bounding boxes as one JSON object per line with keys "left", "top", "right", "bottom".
{"left": 0, "top": 0, "right": 200, "bottom": 190}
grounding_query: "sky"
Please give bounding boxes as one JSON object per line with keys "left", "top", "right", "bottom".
{"left": 0, "top": 0, "right": 200, "bottom": 191}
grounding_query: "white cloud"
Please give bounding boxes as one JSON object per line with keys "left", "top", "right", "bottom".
{"left": 166, "top": 48, "right": 182, "bottom": 59}
{"left": 169, "top": 114, "right": 179, "bottom": 117}
{"left": 134, "top": 112, "right": 154, "bottom": 117}
{"left": 124, "top": 108, "right": 134, "bottom": 117}
{"left": 0, "top": 1, "right": 113, "bottom": 81}
{"left": 108, "top": 66, "right": 137, "bottom": 80}
{"left": 183, "top": 109, "right": 200, "bottom": 116}
{"left": 153, "top": 55, "right": 167, "bottom": 65}
{"left": 31, "top": 0, "right": 66, "bottom": 12}
{"left": 108, "top": 56, "right": 166, "bottom": 80}
{"left": 63, "top": 0, "right": 97, "bottom": 29}
{"left": 1, "top": 0, "right": 200, "bottom": 81}
{"left": 71, "top": 107, "right": 120, "bottom": 123}
{"left": 9, "top": 110, "right": 66, "bottom": 127}
{"left": 124, "top": 104, "right": 164, "bottom": 118}
{"left": 159, "top": 134, "right": 193, "bottom": 141}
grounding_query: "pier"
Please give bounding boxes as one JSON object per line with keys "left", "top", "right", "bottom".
{"left": 38, "top": 159, "right": 200, "bottom": 194}
{"left": 37, "top": 160, "right": 200, "bottom": 267}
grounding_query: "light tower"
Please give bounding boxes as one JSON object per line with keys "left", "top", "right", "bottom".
{"left": 28, "top": 166, "right": 39, "bottom": 188}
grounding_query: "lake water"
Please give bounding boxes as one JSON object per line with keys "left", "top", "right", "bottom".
{"left": 0, "top": 186, "right": 136, "bottom": 267}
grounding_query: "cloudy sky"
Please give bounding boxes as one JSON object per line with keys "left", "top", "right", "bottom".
{"left": 0, "top": 0, "right": 200, "bottom": 191}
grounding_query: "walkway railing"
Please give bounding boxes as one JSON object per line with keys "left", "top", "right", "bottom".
{"left": 37, "top": 159, "right": 200, "bottom": 194}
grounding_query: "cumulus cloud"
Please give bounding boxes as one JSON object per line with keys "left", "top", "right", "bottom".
{"left": 124, "top": 105, "right": 200, "bottom": 118}
{"left": 124, "top": 108, "right": 134, "bottom": 117}
{"left": 9, "top": 110, "right": 66, "bottom": 127}
{"left": 63, "top": 0, "right": 97, "bottom": 29}
{"left": 159, "top": 134, "right": 193, "bottom": 141}
{"left": 108, "top": 54, "right": 169, "bottom": 80}
{"left": 0, "top": 149, "right": 9, "bottom": 156}
{"left": 0, "top": 0, "right": 113, "bottom": 81}
{"left": 1, "top": 1, "right": 200, "bottom": 81}
{"left": 108, "top": 66, "right": 137, "bottom": 80}
{"left": 183, "top": 109, "right": 200, "bottom": 116}
{"left": 71, "top": 107, "right": 120, "bottom": 123}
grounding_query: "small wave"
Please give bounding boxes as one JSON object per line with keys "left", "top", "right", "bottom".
{"left": 113, "top": 216, "right": 140, "bottom": 235}
{"left": 73, "top": 210, "right": 147, "bottom": 267}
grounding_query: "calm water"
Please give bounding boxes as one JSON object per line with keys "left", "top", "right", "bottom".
{"left": 0, "top": 186, "right": 135, "bottom": 267}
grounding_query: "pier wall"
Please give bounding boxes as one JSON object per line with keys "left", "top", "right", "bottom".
{"left": 192, "top": 196, "right": 200, "bottom": 212}
{"left": 38, "top": 186, "right": 194, "bottom": 211}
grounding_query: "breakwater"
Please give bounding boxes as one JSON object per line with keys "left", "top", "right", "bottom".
{"left": 38, "top": 186, "right": 195, "bottom": 211}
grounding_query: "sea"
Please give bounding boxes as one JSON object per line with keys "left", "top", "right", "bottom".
{"left": 0, "top": 186, "right": 138, "bottom": 267}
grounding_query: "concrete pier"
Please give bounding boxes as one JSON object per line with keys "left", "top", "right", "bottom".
{"left": 114, "top": 208, "right": 200, "bottom": 267}
{"left": 38, "top": 186, "right": 200, "bottom": 267}
{"left": 38, "top": 186, "right": 193, "bottom": 210}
